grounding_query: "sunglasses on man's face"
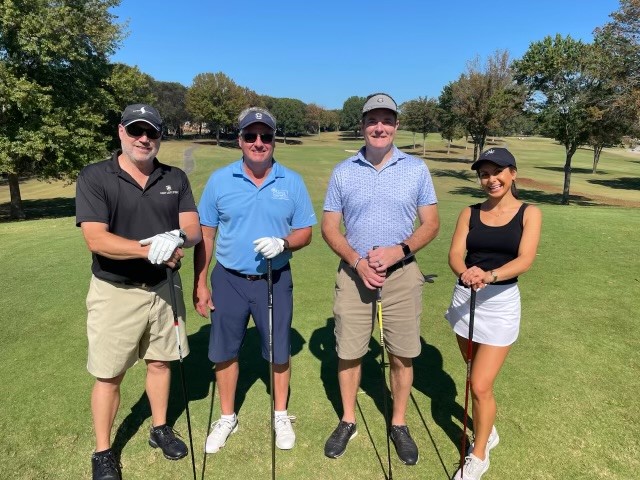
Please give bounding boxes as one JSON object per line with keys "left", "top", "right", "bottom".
{"left": 125, "top": 123, "right": 161, "bottom": 139}
{"left": 241, "top": 132, "right": 274, "bottom": 143}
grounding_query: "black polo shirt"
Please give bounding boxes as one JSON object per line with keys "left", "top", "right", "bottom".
{"left": 75, "top": 151, "right": 197, "bottom": 285}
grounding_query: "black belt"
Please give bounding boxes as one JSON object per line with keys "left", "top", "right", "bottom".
{"left": 106, "top": 278, "right": 162, "bottom": 288}
{"left": 386, "top": 255, "right": 416, "bottom": 275}
{"left": 224, "top": 264, "right": 289, "bottom": 281}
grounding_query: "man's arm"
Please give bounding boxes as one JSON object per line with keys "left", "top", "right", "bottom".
{"left": 193, "top": 225, "right": 217, "bottom": 318}
{"left": 321, "top": 210, "right": 384, "bottom": 290}
{"left": 283, "top": 226, "right": 312, "bottom": 251}
{"left": 80, "top": 222, "right": 149, "bottom": 260}
{"left": 367, "top": 204, "right": 440, "bottom": 271}
{"left": 178, "top": 211, "right": 202, "bottom": 248}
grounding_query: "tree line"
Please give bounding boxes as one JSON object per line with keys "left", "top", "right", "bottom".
{"left": 1, "top": 0, "right": 639, "bottom": 218}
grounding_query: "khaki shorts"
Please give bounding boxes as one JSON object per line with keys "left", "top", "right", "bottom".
{"left": 333, "top": 260, "right": 424, "bottom": 360}
{"left": 86, "top": 274, "right": 189, "bottom": 378}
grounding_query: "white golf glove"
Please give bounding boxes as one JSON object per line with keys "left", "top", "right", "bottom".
{"left": 140, "top": 230, "right": 185, "bottom": 264}
{"left": 253, "top": 237, "right": 285, "bottom": 259}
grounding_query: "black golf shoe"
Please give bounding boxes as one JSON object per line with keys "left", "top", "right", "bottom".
{"left": 91, "top": 449, "right": 121, "bottom": 480}
{"left": 324, "top": 421, "right": 358, "bottom": 458}
{"left": 149, "top": 424, "right": 188, "bottom": 460}
{"left": 390, "top": 425, "right": 419, "bottom": 465}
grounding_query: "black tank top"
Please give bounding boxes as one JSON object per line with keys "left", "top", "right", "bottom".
{"left": 464, "top": 203, "right": 528, "bottom": 285}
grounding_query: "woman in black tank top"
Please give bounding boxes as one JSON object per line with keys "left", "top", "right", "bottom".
{"left": 446, "top": 148, "right": 542, "bottom": 480}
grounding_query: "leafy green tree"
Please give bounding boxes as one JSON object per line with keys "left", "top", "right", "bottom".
{"left": 267, "top": 97, "right": 306, "bottom": 143}
{"left": 437, "top": 83, "right": 465, "bottom": 154}
{"left": 588, "top": 0, "right": 640, "bottom": 172}
{"left": 450, "top": 50, "right": 524, "bottom": 160}
{"left": 340, "top": 96, "right": 366, "bottom": 136}
{"left": 513, "top": 35, "right": 595, "bottom": 204}
{"left": 185, "top": 72, "right": 244, "bottom": 143}
{"left": 103, "top": 63, "right": 155, "bottom": 149}
{"left": 151, "top": 80, "right": 188, "bottom": 137}
{"left": 305, "top": 103, "right": 325, "bottom": 134}
{"left": 0, "top": 0, "right": 122, "bottom": 219}
{"left": 400, "top": 97, "right": 439, "bottom": 155}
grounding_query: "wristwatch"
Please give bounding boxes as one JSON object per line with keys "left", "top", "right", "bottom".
{"left": 399, "top": 242, "right": 411, "bottom": 257}
{"left": 282, "top": 238, "right": 290, "bottom": 250}
{"left": 178, "top": 229, "right": 187, "bottom": 242}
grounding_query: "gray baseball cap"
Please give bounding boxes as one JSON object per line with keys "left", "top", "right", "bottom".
{"left": 238, "top": 107, "right": 276, "bottom": 130}
{"left": 120, "top": 104, "right": 163, "bottom": 131}
{"left": 362, "top": 93, "right": 398, "bottom": 114}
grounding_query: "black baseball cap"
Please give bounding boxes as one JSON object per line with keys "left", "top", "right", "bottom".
{"left": 471, "top": 147, "right": 517, "bottom": 170}
{"left": 120, "top": 104, "right": 163, "bottom": 131}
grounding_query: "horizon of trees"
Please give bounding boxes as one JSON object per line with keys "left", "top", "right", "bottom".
{"left": 2, "top": 0, "right": 639, "bottom": 217}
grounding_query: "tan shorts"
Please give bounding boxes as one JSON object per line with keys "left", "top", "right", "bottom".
{"left": 333, "top": 260, "right": 424, "bottom": 360}
{"left": 86, "top": 274, "right": 189, "bottom": 378}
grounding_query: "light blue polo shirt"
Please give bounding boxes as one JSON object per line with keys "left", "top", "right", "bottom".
{"left": 323, "top": 146, "right": 437, "bottom": 257}
{"left": 199, "top": 159, "right": 317, "bottom": 274}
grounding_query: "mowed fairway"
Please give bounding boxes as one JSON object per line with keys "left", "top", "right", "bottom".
{"left": 0, "top": 132, "right": 639, "bottom": 479}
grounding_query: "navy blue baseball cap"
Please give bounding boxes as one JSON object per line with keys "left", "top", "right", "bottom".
{"left": 238, "top": 107, "right": 276, "bottom": 130}
{"left": 471, "top": 147, "right": 517, "bottom": 170}
{"left": 120, "top": 104, "right": 163, "bottom": 131}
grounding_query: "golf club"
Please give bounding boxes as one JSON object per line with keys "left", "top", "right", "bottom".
{"left": 460, "top": 288, "right": 477, "bottom": 480}
{"left": 166, "top": 267, "right": 197, "bottom": 480}
{"left": 267, "top": 259, "right": 276, "bottom": 480}
{"left": 374, "top": 247, "right": 392, "bottom": 480}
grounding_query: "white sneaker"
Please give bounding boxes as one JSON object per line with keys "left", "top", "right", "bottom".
{"left": 205, "top": 417, "right": 238, "bottom": 453}
{"left": 453, "top": 453, "right": 490, "bottom": 480}
{"left": 274, "top": 415, "right": 296, "bottom": 450}
{"left": 468, "top": 425, "right": 499, "bottom": 456}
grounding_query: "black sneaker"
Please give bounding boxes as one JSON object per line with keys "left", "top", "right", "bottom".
{"left": 324, "top": 421, "right": 358, "bottom": 458}
{"left": 390, "top": 425, "right": 419, "bottom": 465}
{"left": 149, "top": 424, "right": 188, "bottom": 460}
{"left": 91, "top": 449, "right": 121, "bottom": 480}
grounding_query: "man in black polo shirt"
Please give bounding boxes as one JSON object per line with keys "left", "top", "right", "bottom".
{"left": 76, "top": 104, "right": 202, "bottom": 480}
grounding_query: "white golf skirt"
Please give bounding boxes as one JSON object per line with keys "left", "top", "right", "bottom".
{"left": 444, "top": 282, "right": 521, "bottom": 346}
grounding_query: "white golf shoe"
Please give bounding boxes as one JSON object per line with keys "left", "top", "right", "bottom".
{"left": 274, "top": 415, "right": 296, "bottom": 450}
{"left": 468, "top": 425, "right": 500, "bottom": 455}
{"left": 205, "top": 417, "right": 238, "bottom": 453}
{"left": 453, "top": 453, "right": 490, "bottom": 480}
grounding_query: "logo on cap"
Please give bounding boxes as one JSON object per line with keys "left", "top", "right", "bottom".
{"left": 255, "top": 113, "right": 263, "bottom": 119}
{"left": 134, "top": 107, "right": 148, "bottom": 115}
{"left": 486, "top": 149, "right": 495, "bottom": 154}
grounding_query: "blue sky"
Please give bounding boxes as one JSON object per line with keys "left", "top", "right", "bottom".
{"left": 110, "top": 0, "right": 621, "bottom": 110}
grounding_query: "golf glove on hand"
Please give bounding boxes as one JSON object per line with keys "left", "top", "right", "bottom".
{"left": 253, "top": 237, "right": 285, "bottom": 259}
{"left": 140, "top": 230, "right": 185, "bottom": 264}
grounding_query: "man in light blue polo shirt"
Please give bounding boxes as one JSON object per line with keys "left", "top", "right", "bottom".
{"left": 193, "top": 107, "right": 316, "bottom": 454}
{"left": 322, "top": 93, "right": 440, "bottom": 466}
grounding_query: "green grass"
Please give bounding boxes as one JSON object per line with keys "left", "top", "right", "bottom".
{"left": 0, "top": 133, "right": 639, "bottom": 479}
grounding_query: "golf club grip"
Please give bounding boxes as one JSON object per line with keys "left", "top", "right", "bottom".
{"left": 166, "top": 268, "right": 179, "bottom": 324}
{"left": 468, "top": 288, "right": 476, "bottom": 341}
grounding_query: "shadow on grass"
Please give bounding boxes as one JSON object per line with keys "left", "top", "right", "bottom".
{"left": 0, "top": 197, "right": 75, "bottom": 222}
{"left": 536, "top": 166, "right": 608, "bottom": 175}
{"left": 412, "top": 338, "right": 466, "bottom": 478}
{"left": 432, "top": 169, "right": 476, "bottom": 182}
{"left": 111, "top": 323, "right": 214, "bottom": 459}
{"left": 588, "top": 177, "right": 640, "bottom": 191}
{"left": 450, "top": 186, "right": 606, "bottom": 206}
{"left": 111, "top": 323, "right": 305, "bottom": 460}
{"left": 308, "top": 319, "right": 462, "bottom": 479}
{"left": 429, "top": 156, "right": 473, "bottom": 165}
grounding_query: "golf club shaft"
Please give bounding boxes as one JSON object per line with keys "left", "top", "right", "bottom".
{"left": 166, "top": 268, "right": 197, "bottom": 480}
{"left": 267, "top": 259, "right": 275, "bottom": 480}
{"left": 460, "top": 288, "right": 477, "bottom": 479}
{"left": 372, "top": 247, "right": 392, "bottom": 480}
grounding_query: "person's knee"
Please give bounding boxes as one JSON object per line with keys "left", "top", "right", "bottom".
{"left": 146, "top": 360, "right": 170, "bottom": 374}
{"left": 470, "top": 378, "right": 494, "bottom": 399}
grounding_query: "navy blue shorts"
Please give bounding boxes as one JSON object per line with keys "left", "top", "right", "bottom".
{"left": 209, "top": 262, "right": 293, "bottom": 365}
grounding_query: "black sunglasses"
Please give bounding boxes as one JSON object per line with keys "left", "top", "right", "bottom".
{"left": 241, "top": 132, "right": 274, "bottom": 143}
{"left": 125, "top": 123, "right": 161, "bottom": 139}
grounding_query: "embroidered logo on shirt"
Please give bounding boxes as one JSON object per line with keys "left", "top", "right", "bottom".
{"left": 160, "top": 184, "right": 179, "bottom": 195}
{"left": 271, "top": 187, "right": 289, "bottom": 200}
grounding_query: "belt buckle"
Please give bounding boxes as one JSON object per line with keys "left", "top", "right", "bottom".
{"left": 245, "top": 274, "right": 262, "bottom": 281}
